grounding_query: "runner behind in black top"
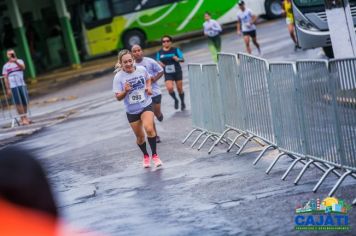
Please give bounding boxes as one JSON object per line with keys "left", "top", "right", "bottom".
{"left": 156, "top": 35, "right": 186, "bottom": 111}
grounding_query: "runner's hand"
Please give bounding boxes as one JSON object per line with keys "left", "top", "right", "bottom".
{"left": 237, "top": 30, "right": 242, "bottom": 36}
{"left": 145, "top": 86, "right": 152, "bottom": 95}
{"left": 124, "top": 82, "right": 131, "bottom": 93}
{"left": 172, "top": 56, "right": 179, "bottom": 62}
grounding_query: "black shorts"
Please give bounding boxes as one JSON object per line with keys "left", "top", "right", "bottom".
{"left": 151, "top": 94, "right": 162, "bottom": 104}
{"left": 164, "top": 71, "right": 183, "bottom": 81}
{"left": 242, "top": 30, "right": 256, "bottom": 38}
{"left": 126, "top": 103, "right": 153, "bottom": 123}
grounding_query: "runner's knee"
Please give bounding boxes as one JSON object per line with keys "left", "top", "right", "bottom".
{"left": 144, "top": 126, "right": 156, "bottom": 137}
{"left": 136, "top": 135, "right": 145, "bottom": 144}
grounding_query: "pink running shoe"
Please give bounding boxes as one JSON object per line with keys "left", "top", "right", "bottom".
{"left": 143, "top": 154, "right": 150, "bottom": 168}
{"left": 152, "top": 154, "right": 163, "bottom": 167}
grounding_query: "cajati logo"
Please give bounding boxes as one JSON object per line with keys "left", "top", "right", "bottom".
{"left": 294, "top": 197, "right": 352, "bottom": 231}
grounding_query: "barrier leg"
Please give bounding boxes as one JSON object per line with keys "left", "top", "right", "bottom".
{"left": 207, "top": 128, "right": 232, "bottom": 154}
{"left": 191, "top": 131, "right": 207, "bottom": 148}
{"left": 226, "top": 133, "right": 244, "bottom": 153}
{"left": 253, "top": 145, "right": 276, "bottom": 165}
{"left": 11, "top": 117, "right": 20, "bottom": 128}
{"left": 281, "top": 157, "right": 303, "bottom": 181}
{"left": 312, "top": 162, "right": 328, "bottom": 174}
{"left": 328, "top": 170, "right": 353, "bottom": 197}
{"left": 198, "top": 134, "right": 214, "bottom": 151}
{"left": 225, "top": 136, "right": 241, "bottom": 149}
{"left": 266, "top": 152, "right": 286, "bottom": 175}
{"left": 294, "top": 160, "right": 314, "bottom": 185}
{"left": 182, "top": 128, "right": 200, "bottom": 144}
{"left": 313, "top": 166, "right": 336, "bottom": 193}
{"left": 236, "top": 135, "right": 254, "bottom": 155}
{"left": 251, "top": 137, "right": 266, "bottom": 147}
{"left": 315, "top": 162, "right": 342, "bottom": 178}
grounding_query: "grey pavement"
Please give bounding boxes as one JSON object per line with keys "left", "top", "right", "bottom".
{"left": 2, "top": 19, "right": 355, "bottom": 235}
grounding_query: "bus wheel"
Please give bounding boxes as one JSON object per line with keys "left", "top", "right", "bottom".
{"left": 265, "top": 0, "right": 283, "bottom": 19}
{"left": 322, "top": 46, "right": 334, "bottom": 58}
{"left": 123, "top": 30, "right": 146, "bottom": 49}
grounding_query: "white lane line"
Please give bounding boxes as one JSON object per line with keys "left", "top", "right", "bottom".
{"left": 137, "top": 3, "right": 178, "bottom": 27}
{"left": 177, "top": 0, "right": 204, "bottom": 31}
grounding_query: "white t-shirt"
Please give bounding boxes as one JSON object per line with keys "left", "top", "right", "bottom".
{"left": 203, "top": 19, "right": 222, "bottom": 37}
{"left": 135, "top": 57, "right": 163, "bottom": 97}
{"left": 237, "top": 8, "right": 256, "bottom": 32}
{"left": 2, "top": 59, "right": 25, "bottom": 88}
{"left": 113, "top": 66, "right": 152, "bottom": 114}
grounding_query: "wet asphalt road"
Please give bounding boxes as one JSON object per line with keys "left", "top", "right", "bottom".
{"left": 5, "top": 19, "right": 356, "bottom": 235}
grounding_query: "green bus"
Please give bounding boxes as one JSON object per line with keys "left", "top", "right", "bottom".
{"left": 74, "top": 0, "right": 282, "bottom": 57}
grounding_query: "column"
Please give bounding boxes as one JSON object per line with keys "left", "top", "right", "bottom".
{"left": 6, "top": 0, "right": 36, "bottom": 80}
{"left": 54, "top": 0, "right": 81, "bottom": 68}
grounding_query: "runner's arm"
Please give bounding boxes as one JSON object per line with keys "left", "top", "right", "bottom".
{"left": 114, "top": 79, "right": 130, "bottom": 101}
{"left": 236, "top": 20, "right": 241, "bottom": 34}
{"left": 116, "top": 83, "right": 131, "bottom": 101}
{"left": 3, "top": 75, "right": 11, "bottom": 96}
{"left": 212, "top": 21, "right": 222, "bottom": 32}
{"left": 152, "top": 71, "right": 164, "bottom": 83}
{"left": 281, "top": 1, "right": 287, "bottom": 16}
{"left": 251, "top": 11, "right": 258, "bottom": 25}
{"left": 175, "top": 48, "right": 184, "bottom": 63}
{"left": 152, "top": 61, "right": 164, "bottom": 82}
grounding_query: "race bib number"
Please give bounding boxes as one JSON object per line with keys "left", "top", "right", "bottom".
{"left": 129, "top": 90, "right": 145, "bottom": 104}
{"left": 165, "top": 64, "right": 176, "bottom": 74}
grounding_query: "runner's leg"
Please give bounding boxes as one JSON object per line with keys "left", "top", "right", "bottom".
{"left": 130, "top": 119, "right": 150, "bottom": 167}
{"left": 166, "top": 80, "right": 179, "bottom": 109}
{"left": 288, "top": 23, "right": 297, "bottom": 45}
{"left": 208, "top": 37, "right": 218, "bottom": 62}
{"left": 130, "top": 120, "right": 148, "bottom": 154}
{"left": 252, "top": 36, "right": 260, "bottom": 53}
{"left": 244, "top": 35, "right": 252, "bottom": 54}
{"left": 176, "top": 80, "right": 185, "bottom": 110}
{"left": 141, "top": 111, "right": 157, "bottom": 154}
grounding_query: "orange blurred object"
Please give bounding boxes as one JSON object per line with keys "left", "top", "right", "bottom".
{"left": 0, "top": 198, "right": 59, "bottom": 236}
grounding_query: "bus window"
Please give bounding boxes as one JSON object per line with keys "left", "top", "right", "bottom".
{"left": 82, "top": 0, "right": 112, "bottom": 28}
{"left": 112, "top": 0, "right": 181, "bottom": 16}
{"left": 293, "top": 0, "right": 324, "bottom": 7}
{"left": 112, "top": 0, "right": 139, "bottom": 15}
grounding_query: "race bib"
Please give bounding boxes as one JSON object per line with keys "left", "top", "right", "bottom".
{"left": 165, "top": 64, "right": 176, "bottom": 74}
{"left": 128, "top": 89, "right": 145, "bottom": 104}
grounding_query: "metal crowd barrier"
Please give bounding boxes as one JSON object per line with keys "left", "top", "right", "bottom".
{"left": 184, "top": 53, "right": 356, "bottom": 201}
{"left": 183, "top": 64, "right": 230, "bottom": 149}
{"left": 0, "top": 76, "right": 31, "bottom": 128}
{"left": 328, "top": 58, "right": 356, "bottom": 196}
{"left": 208, "top": 54, "right": 250, "bottom": 154}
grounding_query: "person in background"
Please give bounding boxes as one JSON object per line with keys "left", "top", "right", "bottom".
{"left": 282, "top": 0, "right": 300, "bottom": 51}
{"left": 131, "top": 44, "right": 164, "bottom": 143}
{"left": 203, "top": 11, "right": 222, "bottom": 62}
{"left": 2, "top": 49, "right": 31, "bottom": 125}
{"left": 156, "top": 35, "right": 186, "bottom": 111}
{"left": 236, "top": 1, "right": 261, "bottom": 55}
